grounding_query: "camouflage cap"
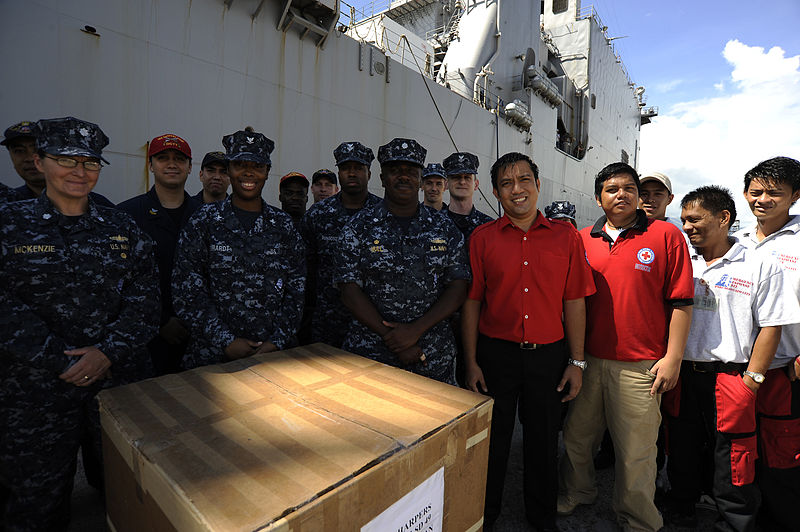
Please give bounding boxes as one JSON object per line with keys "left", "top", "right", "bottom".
{"left": 333, "top": 141, "right": 375, "bottom": 167}
{"left": 34, "top": 117, "right": 110, "bottom": 164}
{"left": 443, "top": 152, "right": 479, "bottom": 176}
{"left": 222, "top": 130, "right": 275, "bottom": 165}
{"left": 312, "top": 168, "right": 337, "bottom": 185}
{"left": 544, "top": 200, "right": 576, "bottom": 221}
{"left": 377, "top": 138, "right": 426, "bottom": 168}
{"left": 1, "top": 121, "right": 36, "bottom": 147}
{"left": 422, "top": 163, "right": 447, "bottom": 180}
{"left": 201, "top": 151, "right": 227, "bottom": 169}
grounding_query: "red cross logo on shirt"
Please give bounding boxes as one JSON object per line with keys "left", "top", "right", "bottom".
{"left": 637, "top": 247, "right": 655, "bottom": 264}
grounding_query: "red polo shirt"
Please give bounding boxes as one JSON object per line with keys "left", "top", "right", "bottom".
{"left": 580, "top": 211, "right": 694, "bottom": 362}
{"left": 468, "top": 212, "right": 596, "bottom": 344}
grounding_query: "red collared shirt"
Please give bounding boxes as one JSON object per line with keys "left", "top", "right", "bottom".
{"left": 468, "top": 212, "right": 596, "bottom": 344}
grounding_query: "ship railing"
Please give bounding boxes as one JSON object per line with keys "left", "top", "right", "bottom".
{"left": 576, "top": 4, "right": 635, "bottom": 90}
{"left": 338, "top": 0, "right": 393, "bottom": 24}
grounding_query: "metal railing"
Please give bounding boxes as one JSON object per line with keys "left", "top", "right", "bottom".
{"left": 575, "top": 4, "right": 635, "bottom": 89}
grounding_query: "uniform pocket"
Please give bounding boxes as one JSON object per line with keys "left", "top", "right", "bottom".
{"left": 715, "top": 372, "right": 756, "bottom": 434}
{"left": 729, "top": 435, "right": 758, "bottom": 486}
{"left": 759, "top": 417, "right": 800, "bottom": 469}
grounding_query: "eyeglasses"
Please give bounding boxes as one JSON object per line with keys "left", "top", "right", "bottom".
{"left": 44, "top": 155, "right": 102, "bottom": 171}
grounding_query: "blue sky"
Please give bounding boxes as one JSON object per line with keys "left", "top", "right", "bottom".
{"left": 591, "top": 0, "right": 800, "bottom": 222}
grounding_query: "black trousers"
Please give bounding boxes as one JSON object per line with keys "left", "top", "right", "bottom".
{"left": 477, "top": 335, "right": 567, "bottom": 529}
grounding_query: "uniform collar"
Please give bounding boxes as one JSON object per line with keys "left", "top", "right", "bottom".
{"left": 738, "top": 214, "right": 800, "bottom": 242}
{"left": 498, "top": 210, "right": 550, "bottom": 232}
{"left": 590, "top": 209, "right": 649, "bottom": 239}
{"left": 693, "top": 241, "right": 747, "bottom": 265}
{"left": 221, "top": 196, "right": 271, "bottom": 231}
{"left": 32, "top": 191, "right": 109, "bottom": 228}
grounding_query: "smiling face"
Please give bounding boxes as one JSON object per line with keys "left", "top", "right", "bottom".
{"left": 744, "top": 177, "right": 800, "bottom": 225}
{"left": 381, "top": 162, "right": 422, "bottom": 207}
{"left": 311, "top": 177, "right": 338, "bottom": 202}
{"left": 34, "top": 153, "right": 100, "bottom": 203}
{"left": 421, "top": 176, "right": 446, "bottom": 206}
{"left": 229, "top": 160, "right": 268, "bottom": 205}
{"left": 150, "top": 149, "right": 192, "bottom": 190}
{"left": 638, "top": 180, "right": 673, "bottom": 220}
{"left": 596, "top": 173, "right": 639, "bottom": 220}
{"left": 681, "top": 201, "right": 730, "bottom": 250}
{"left": 492, "top": 160, "right": 539, "bottom": 224}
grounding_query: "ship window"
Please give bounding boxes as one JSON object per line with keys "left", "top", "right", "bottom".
{"left": 621, "top": 150, "right": 629, "bottom": 164}
{"left": 591, "top": 93, "right": 596, "bottom": 109}
{"left": 552, "top": 0, "right": 568, "bottom": 14}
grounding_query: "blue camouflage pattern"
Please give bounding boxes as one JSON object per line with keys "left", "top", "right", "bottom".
{"left": 172, "top": 197, "right": 305, "bottom": 368}
{"left": 1, "top": 121, "right": 36, "bottom": 146}
{"left": 544, "top": 200, "right": 576, "bottom": 221}
{"left": 335, "top": 201, "right": 470, "bottom": 384}
{"left": 443, "top": 151, "right": 479, "bottom": 175}
{"left": 377, "top": 138, "right": 426, "bottom": 167}
{"left": 423, "top": 163, "right": 447, "bottom": 180}
{"left": 333, "top": 141, "right": 375, "bottom": 167}
{"left": 34, "top": 117, "right": 110, "bottom": 164}
{"left": 444, "top": 205, "right": 494, "bottom": 243}
{"left": 300, "top": 191, "right": 382, "bottom": 347}
{"left": 0, "top": 193, "right": 159, "bottom": 530}
{"left": 222, "top": 130, "right": 275, "bottom": 165}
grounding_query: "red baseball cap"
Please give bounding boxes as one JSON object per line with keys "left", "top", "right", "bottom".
{"left": 280, "top": 171, "right": 309, "bottom": 186}
{"left": 148, "top": 134, "right": 192, "bottom": 159}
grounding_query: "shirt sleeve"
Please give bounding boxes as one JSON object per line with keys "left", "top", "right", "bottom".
{"left": 172, "top": 213, "right": 236, "bottom": 352}
{"left": 753, "top": 259, "right": 800, "bottom": 327}
{"left": 663, "top": 225, "right": 695, "bottom": 302}
{"left": 268, "top": 222, "right": 306, "bottom": 349}
{"left": 564, "top": 226, "right": 596, "bottom": 300}
{"left": 467, "top": 226, "right": 487, "bottom": 301}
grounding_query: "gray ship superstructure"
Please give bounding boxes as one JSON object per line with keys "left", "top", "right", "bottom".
{"left": 0, "top": 0, "right": 654, "bottom": 227}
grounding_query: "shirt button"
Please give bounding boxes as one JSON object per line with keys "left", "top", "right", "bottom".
{"left": 523, "top": 261, "right": 528, "bottom": 265}
{"left": 524, "top": 314, "right": 529, "bottom": 319}
{"left": 524, "top": 288, "right": 529, "bottom": 292}
{"left": 523, "top": 236, "right": 527, "bottom": 241}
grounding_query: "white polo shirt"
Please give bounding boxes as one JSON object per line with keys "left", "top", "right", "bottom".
{"left": 735, "top": 215, "right": 800, "bottom": 368}
{"left": 684, "top": 242, "right": 800, "bottom": 364}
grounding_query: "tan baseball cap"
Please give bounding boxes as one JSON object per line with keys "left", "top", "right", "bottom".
{"left": 640, "top": 171, "right": 672, "bottom": 193}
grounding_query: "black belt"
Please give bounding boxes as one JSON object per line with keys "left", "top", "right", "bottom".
{"left": 684, "top": 360, "right": 747, "bottom": 373}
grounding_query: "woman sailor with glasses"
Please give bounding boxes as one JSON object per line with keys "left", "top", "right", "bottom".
{"left": 0, "top": 117, "right": 159, "bottom": 531}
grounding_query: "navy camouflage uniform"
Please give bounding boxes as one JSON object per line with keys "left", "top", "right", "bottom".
{"left": 0, "top": 188, "right": 159, "bottom": 528}
{"left": 173, "top": 198, "right": 305, "bottom": 369}
{"left": 336, "top": 200, "right": 470, "bottom": 385}
{"left": 442, "top": 151, "right": 493, "bottom": 242}
{"left": 300, "top": 141, "right": 379, "bottom": 348}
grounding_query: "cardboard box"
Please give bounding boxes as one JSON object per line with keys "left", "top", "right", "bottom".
{"left": 99, "top": 344, "right": 493, "bottom": 531}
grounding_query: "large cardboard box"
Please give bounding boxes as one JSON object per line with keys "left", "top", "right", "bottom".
{"left": 99, "top": 344, "right": 493, "bottom": 531}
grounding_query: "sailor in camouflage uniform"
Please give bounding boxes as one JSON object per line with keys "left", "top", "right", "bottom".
{"left": 0, "top": 117, "right": 159, "bottom": 531}
{"left": 300, "top": 141, "right": 381, "bottom": 348}
{"left": 442, "top": 152, "right": 493, "bottom": 242}
{"left": 172, "top": 130, "right": 305, "bottom": 369}
{"left": 336, "top": 138, "right": 470, "bottom": 384}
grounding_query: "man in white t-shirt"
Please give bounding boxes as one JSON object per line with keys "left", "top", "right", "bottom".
{"left": 734, "top": 156, "right": 800, "bottom": 531}
{"left": 664, "top": 185, "right": 800, "bottom": 530}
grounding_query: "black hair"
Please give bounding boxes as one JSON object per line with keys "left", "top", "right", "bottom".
{"left": 490, "top": 152, "right": 538, "bottom": 189}
{"left": 680, "top": 185, "right": 736, "bottom": 228}
{"left": 594, "top": 162, "right": 639, "bottom": 198}
{"left": 743, "top": 156, "right": 800, "bottom": 194}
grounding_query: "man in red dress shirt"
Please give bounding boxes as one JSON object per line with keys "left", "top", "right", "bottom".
{"left": 464, "top": 152, "right": 596, "bottom": 531}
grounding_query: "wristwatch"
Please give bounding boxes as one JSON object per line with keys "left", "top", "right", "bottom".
{"left": 743, "top": 370, "right": 765, "bottom": 384}
{"left": 568, "top": 358, "right": 587, "bottom": 370}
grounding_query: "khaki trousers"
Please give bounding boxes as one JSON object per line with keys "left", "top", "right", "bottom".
{"left": 560, "top": 355, "right": 663, "bottom": 532}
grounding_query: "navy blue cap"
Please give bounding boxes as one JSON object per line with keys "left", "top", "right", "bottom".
{"left": 34, "top": 117, "right": 110, "bottom": 164}
{"left": 1, "top": 121, "right": 36, "bottom": 147}
{"left": 312, "top": 168, "right": 337, "bottom": 185}
{"left": 333, "top": 141, "right": 375, "bottom": 167}
{"left": 222, "top": 130, "right": 274, "bottom": 165}
{"left": 201, "top": 151, "right": 226, "bottom": 168}
{"left": 422, "top": 163, "right": 447, "bottom": 180}
{"left": 377, "top": 138, "right": 426, "bottom": 168}
{"left": 443, "top": 152, "right": 479, "bottom": 175}
{"left": 545, "top": 200, "right": 576, "bottom": 221}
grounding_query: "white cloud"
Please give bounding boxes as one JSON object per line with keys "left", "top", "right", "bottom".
{"left": 639, "top": 40, "right": 800, "bottom": 224}
{"left": 653, "top": 79, "right": 683, "bottom": 93}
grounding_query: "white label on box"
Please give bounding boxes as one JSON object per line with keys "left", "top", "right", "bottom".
{"left": 361, "top": 467, "right": 444, "bottom": 532}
